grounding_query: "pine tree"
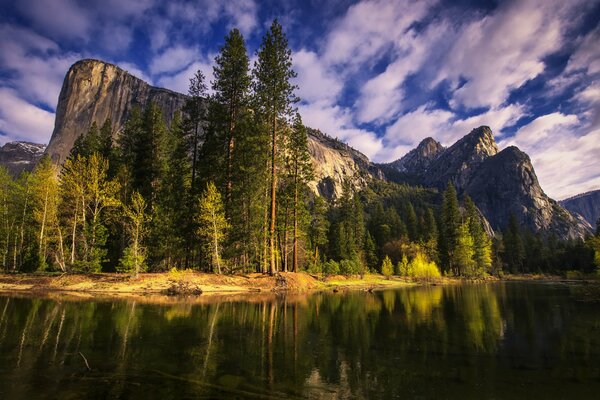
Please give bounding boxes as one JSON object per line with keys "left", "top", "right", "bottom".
{"left": 465, "top": 196, "right": 491, "bottom": 276}
{"left": 253, "top": 19, "right": 298, "bottom": 275}
{"left": 439, "top": 182, "right": 461, "bottom": 275}
{"left": 186, "top": 69, "right": 207, "bottom": 190}
{"left": 405, "top": 202, "right": 418, "bottom": 242}
{"left": 212, "top": 28, "right": 251, "bottom": 209}
{"left": 503, "top": 213, "right": 525, "bottom": 273}
{"left": 197, "top": 182, "right": 229, "bottom": 274}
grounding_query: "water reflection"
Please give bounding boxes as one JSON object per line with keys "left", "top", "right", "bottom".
{"left": 0, "top": 283, "right": 599, "bottom": 399}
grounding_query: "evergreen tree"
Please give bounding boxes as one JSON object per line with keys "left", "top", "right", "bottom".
{"left": 465, "top": 196, "right": 492, "bottom": 276}
{"left": 253, "top": 19, "right": 298, "bottom": 274}
{"left": 365, "top": 232, "right": 378, "bottom": 271}
{"left": 439, "top": 182, "right": 461, "bottom": 274}
{"left": 212, "top": 28, "right": 251, "bottom": 209}
{"left": 503, "top": 213, "right": 525, "bottom": 273}
{"left": 186, "top": 69, "right": 207, "bottom": 190}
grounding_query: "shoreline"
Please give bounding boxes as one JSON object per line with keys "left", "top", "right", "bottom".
{"left": 0, "top": 271, "right": 592, "bottom": 303}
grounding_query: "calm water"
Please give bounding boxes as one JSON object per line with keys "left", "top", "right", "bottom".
{"left": 0, "top": 283, "right": 599, "bottom": 399}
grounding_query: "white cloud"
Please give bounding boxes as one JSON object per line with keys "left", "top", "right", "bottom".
{"left": 0, "top": 87, "right": 55, "bottom": 144}
{"left": 566, "top": 25, "right": 600, "bottom": 75}
{"left": 322, "top": 0, "right": 435, "bottom": 70}
{"left": 0, "top": 24, "right": 79, "bottom": 108}
{"left": 293, "top": 49, "right": 343, "bottom": 103}
{"left": 150, "top": 45, "right": 198, "bottom": 75}
{"left": 16, "top": 0, "right": 90, "bottom": 40}
{"left": 436, "top": 0, "right": 579, "bottom": 109}
{"left": 158, "top": 59, "right": 215, "bottom": 95}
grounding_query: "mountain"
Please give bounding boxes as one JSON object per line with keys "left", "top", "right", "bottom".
{"left": 388, "top": 137, "right": 444, "bottom": 175}
{"left": 560, "top": 190, "right": 600, "bottom": 230}
{"left": 0, "top": 141, "right": 46, "bottom": 175}
{"left": 385, "top": 127, "right": 591, "bottom": 239}
{"left": 46, "top": 59, "right": 380, "bottom": 199}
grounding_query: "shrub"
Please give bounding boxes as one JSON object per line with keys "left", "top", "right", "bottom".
{"left": 381, "top": 256, "right": 394, "bottom": 279}
{"left": 322, "top": 260, "right": 340, "bottom": 275}
{"left": 398, "top": 251, "right": 441, "bottom": 281}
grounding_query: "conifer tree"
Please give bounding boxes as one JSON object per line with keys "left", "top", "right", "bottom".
{"left": 186, "top": 70, "right": 207, "bottom": 189}
{"left": 454, "top": 221, "right": 475, "bottom": 276}
{"left": 464, "top": 196, "right": 491, "bottom": 275}
{"left": 503, "top": 213, "right": 525, "bottom": 273}
{"left": 253, "top": 19, "right": 298, "bottom": 274}
{"left": 439, "top": 182, "right": 461, "bottom": 274}
{"left": 381, "top": 255, "right": 393, "bottom": 279}
{"left": 212, "top": 28, "right": 251, "bottom": 209}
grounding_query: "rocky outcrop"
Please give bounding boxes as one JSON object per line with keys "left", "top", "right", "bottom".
{"left": 423, "top": 126, "right": 498, "bottom": 189}
{"left": 0, "top": 141, "right": 46, "bottom": 175}
{"left": 46, "top": 59, "right": 187, "bottom": 164}
{"left": 46, "top": 59, "right": 379, "bottom": 199}
{"left": 388, "top": 137, "right": 444, "bottom": 175}
{"left": 386, "top": 127, "right": 591, "bottom": 239}
{"left": 307, "top": 128, "right": 380, "bottom": 198}
{"left": 560, "top": 190, "right": 600, "bottom": 230}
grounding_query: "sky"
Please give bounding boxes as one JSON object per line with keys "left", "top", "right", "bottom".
{"left": 0, "top": 0, "right": 599, "bottom": 199}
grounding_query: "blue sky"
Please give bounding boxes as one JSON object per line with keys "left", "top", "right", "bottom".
{"left": 0, "top": 0, "right": 599, "bottom": 199}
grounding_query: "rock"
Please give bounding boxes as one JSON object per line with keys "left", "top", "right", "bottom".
{"left": 0, "top": 141, "right": 46, "bottom": 175}
{"left": 560, "top": 190, "right": 600, "bottom": 230}
{"left": 46, "top": 59, "right": 379, "bottom": 200}
{"left": 46, "top": 59, "right": 188, "bottom": 165}
{"left": 387, "top": 137, "right": 444, "bottom": 175}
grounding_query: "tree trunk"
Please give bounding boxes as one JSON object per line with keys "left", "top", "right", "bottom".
{"left": 269, "top": 117, "right": 277, "bottom": 275}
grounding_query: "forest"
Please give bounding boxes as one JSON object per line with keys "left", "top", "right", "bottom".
{"left": 1, "top": 21, "right": 599, "bottom": 279}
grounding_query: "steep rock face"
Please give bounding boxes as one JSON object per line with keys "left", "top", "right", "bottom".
{"left": 46, "top": 59, "right": 379, "bottom": 199}
{"left": 307, "top": 129, "right": 379, "bottom": 198}
{"left": 424, "top": 126, "right": 498, "bottom": 189}
{"left": 388, "top": 137, "right": 444, "bottom": 175}
{"left": 465, "top": 146, "right": 591, "bottom": 238}
{"left": 0, "top": 141, "right": 46, "bottom": 175}
{"left": 46, "top": 59, "right": 187, "bottom": 164}
{"left": 560, "top": 190, "right": 600, "bottom": 229}
{"left": 386, "top": 127, "right": 591, "bottom": 239}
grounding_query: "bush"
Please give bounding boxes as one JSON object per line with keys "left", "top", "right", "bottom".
{"left": 381, "top": 256, "right": 393, "bottom": 279}
{"left": 117, "top": 246, "right": 147, "bottom": 275}
{"left": 398, "top": 251, "right": 441, "bottom": 281}
{"left": 322, "top": 260, "right": 340, "bottom": 275}
{"left": 339, "top": 258, "right": 359, "bottom": 275}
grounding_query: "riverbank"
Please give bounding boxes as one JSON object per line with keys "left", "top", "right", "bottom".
{"left": 0, "top": 271, "right": 415, "bottom": 298}
{"left": 0, "top": 271, "right": 593, "bottom": 301}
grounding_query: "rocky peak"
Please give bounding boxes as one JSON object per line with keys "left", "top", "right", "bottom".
{"left": 388, "top": 137, "right": 444, "bottom": 174}
{"left": 465, "top": 146, "right": 591, "bottom": 239}
{"left": 560, "top": 189, "right": 600, "bottom": 230}
{"left": 423, "top": 125, "right": 498, "bottom": 189}
{"left": 0, "top": 141, "right": 46, "bottom": 175}
{"left": 46, "top": 59, "right": 188, "bottom": 164}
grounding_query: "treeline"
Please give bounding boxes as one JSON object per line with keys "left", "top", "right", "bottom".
{"left": 1, "top": 21, "right": 599, "bottom": 277}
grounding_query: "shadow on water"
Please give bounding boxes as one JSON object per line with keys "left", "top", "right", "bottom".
{"left": 0, "top": 282, "right": 599, "bottom": 399}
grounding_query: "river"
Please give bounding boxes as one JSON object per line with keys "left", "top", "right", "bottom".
{"left": 0, "top": 282, "right": 599, "bottom": 399}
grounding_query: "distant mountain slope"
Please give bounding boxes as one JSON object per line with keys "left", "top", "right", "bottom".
{"left": 384, "top": 127, "right": 591, "bottom": 239}
{"left": 45, "top": 59, "right": 381, "bottom": 199}
{"left": 560, "top": 190, "right": 600, "bottom": 229}
{"left": 0, "top": 141, "right": 46, "bottom": 175}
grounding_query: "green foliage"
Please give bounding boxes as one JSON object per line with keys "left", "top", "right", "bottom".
{"left": 406, "top": 252, "right": 441, "bottom": 281}
{"left": 397, "top": 255, "right": 409, "bottom": 276}
{"left": 381, "top": 255, "right": 394, "bottom": 279}
{"left": 197, "top": 182, "right": 229, "bottom": 273}
{"left": 322, "top": 259, "right": 340, "bottom": 275}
